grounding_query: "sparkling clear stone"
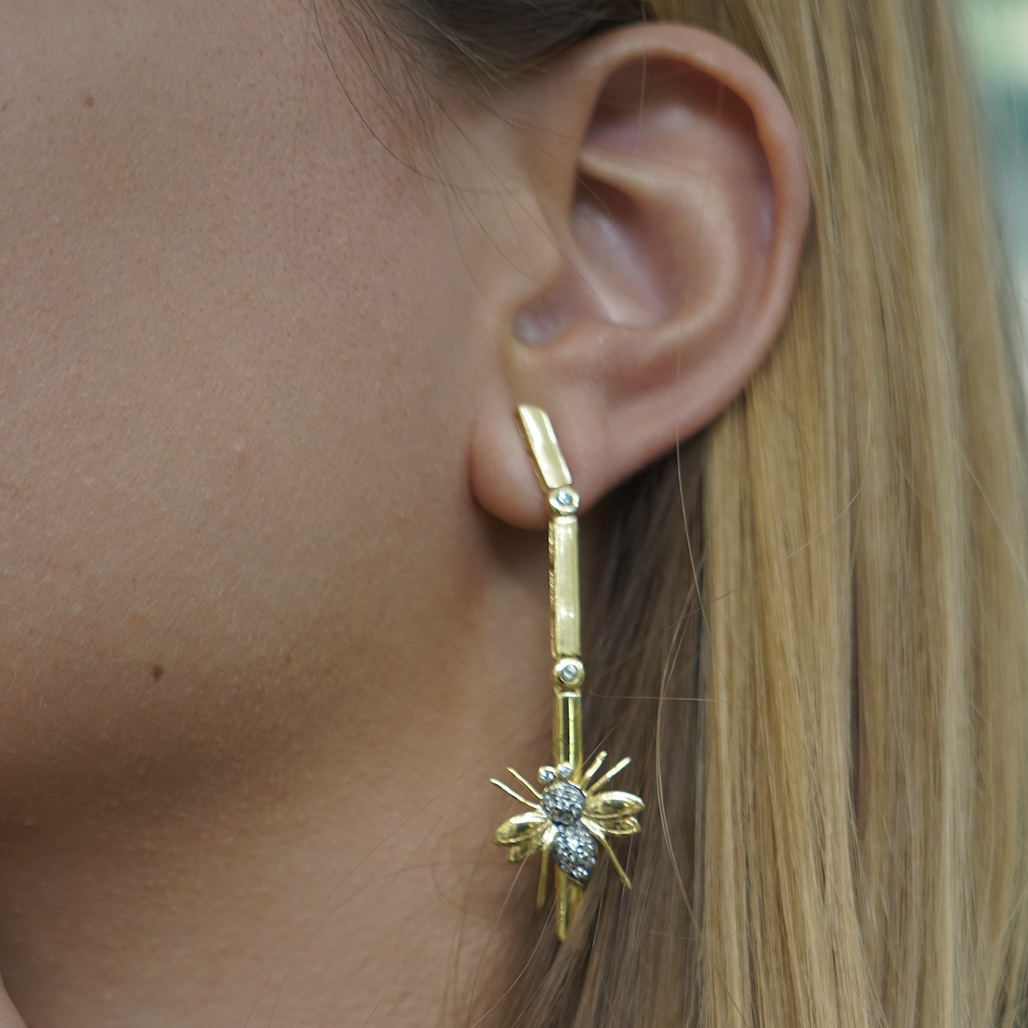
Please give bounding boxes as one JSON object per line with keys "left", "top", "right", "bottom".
{"left": 541, "top": 782, "right": 586, "bottom": 825}
{"left": 556, "top": 762, "right": 574, "bottom": 780}
{"left": 556, "top": 488, "right": 575, "bottom": 507}
{"left": 559, "top": 663, "right": 579, "bottom": 683}
{"left": 538, "top": 766, "right": 557, "bottom": 784}
{"left": 553, "top": 823, "right": 596, "bottom": 883}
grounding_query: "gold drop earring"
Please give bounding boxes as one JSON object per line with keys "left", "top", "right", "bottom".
{"left": 491, "top": 405, "right": 644, "bottom": 941}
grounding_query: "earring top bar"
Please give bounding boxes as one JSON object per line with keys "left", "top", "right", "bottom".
{"left": 517, "top": 405, "right": 572, "bottom": 492}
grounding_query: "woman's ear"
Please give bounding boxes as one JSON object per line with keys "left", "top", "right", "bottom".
{"left": 465, "top": 24, "right": 810, "bottom": 527}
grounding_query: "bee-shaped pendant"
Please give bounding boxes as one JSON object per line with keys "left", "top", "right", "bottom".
{"left": 492, "top": 751, "right": 643, "bottom": 909}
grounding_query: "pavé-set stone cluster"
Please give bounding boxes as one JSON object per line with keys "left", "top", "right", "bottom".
{"left": 540, "top": 775, "right": 597, "bottom": 884}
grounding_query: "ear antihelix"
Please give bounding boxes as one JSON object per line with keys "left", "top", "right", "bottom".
{"left": 489, "top": 405, "right": 644, "bottom": 942}
{"left": 513, "top": 171, "right": 666, "bottom": 347}
{"left": 570, "top": 170, "right": 674, "bottom": 328}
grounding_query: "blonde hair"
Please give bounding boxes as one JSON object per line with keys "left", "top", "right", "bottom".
{"left": 688, "top": 0, "right": 1028, "bottom": 1024}
{"left": 368, "top": 0, "right": 1028, "bottom": 1022}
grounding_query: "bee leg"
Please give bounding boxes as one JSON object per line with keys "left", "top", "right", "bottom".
{"left": 594, "top": 829, "right": 633, "bottom": 890}
{"left": 585, "top": 756, "right": 631, "bottom": 795}
{"left": 583, "top": 751, "right": 607, "bottom": 783}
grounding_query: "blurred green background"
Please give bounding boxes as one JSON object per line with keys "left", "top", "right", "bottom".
{"left": 969, "top": 0, "right": 1028, "bottom": 331}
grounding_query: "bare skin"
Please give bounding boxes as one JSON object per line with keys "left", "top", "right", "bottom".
{"left": 0, "top": 2, "right": 808, "bottom": 1026}
{"left": 0, "top": 4, "right": 548, "bottom": 1024}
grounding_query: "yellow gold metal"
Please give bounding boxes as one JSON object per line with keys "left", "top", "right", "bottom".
{"left": 568, "top": 876, "right": 584, "bottom": 928}
{"left": 490, "top": 778, "right": 537, "bottom": 808}
{"left": 583, "top": 751, "right": 606, "bottom": 780}
{"left": 556, "top": 872, "right": 584, "bottom": 941}
{"left": 507, "top": 767, "right": 543, "bottom": 799}
{"left": 555, "top": 691, "right": 582, "bottom": 769}
{"left": 584, "top": 755, "right": 631, "bottom": 795}
{"left": 491, "top": 406, "right": 643, "bottom": 941}
{"left": 492, "top": 749, "right": 644, "bottom": 939}
{"left": 550, "top": 516, "right": 581, "bottom": 658}
{"left": 537, "top": 832, "right": 554, "bottom": 908}
{"left": 593, "top": 832, "right": 633, "bottom": 889}
{"left": 517, "top": 405, "right": 572, "bottom": 491}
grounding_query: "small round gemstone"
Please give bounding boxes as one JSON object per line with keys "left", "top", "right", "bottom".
{"left": 542, "top": 781, "right": 585, "bottom": 825}
{"left": 556, "top": 762, "right": 574, "bottom": 780}
{"left": 553, "top": 823, "right": 596, "bottom": 883}
{"left": 538, "top": 766, "right": 557, "bottom": 784}
{"left": 552, "top": 658, "right": 584, "bottom": 689}
{"left": 549, "top": 487, "right": 580, "bottom": 514}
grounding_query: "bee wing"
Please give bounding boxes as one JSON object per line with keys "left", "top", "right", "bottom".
{"left": 586, "top": 790, "right": 645, "bottom": 819}
{"left": 494, "top": 810, "right": 548, "bottom": 847}
{"left": 508, "top": 833, "right": 546, "bottom": 863}
{"left": 595, "top": 815, "right": 641, "bottom": 836}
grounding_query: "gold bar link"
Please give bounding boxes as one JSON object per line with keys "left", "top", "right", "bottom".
{"left": 550, "top": 516, "right": 580, "bottom": 658}
{"left": 556, "top": 871, "right": 570, "bottom": 940}
{"left": 568, "top": 878, "right": 584, "bottom": 935}
{"left": 517, "top": 405, "right": 572, "bottom": 492}
{"left": 555, "top": 872, "right": 584, "bottom": 941}
{"left": 555, "top": 690, "right": 582, "bottom": 768}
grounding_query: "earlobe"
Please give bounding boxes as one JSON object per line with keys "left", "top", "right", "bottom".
{"left": 468, "top": 25, "right": 810, "bottom": 528}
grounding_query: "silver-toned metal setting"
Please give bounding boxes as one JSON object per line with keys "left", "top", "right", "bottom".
{"left": 549, "top": 486, "right": 580, "bottom": 516}
{"left": 553, "top": 657, "right": 585, "bottom": 689}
